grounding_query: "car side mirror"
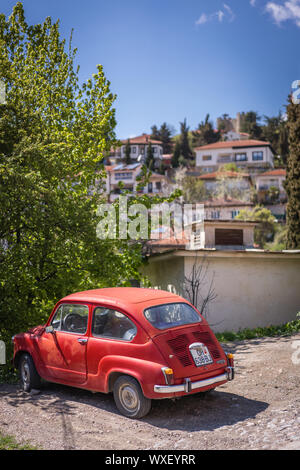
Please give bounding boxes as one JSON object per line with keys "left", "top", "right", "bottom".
{"left": 45, "top": 325, "right": 54, "bottom": 334}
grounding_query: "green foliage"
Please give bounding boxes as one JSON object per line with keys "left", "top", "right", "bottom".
{"left": 145, "top": 142, "right": 154, "bottom": 170}
{"left": 285, "top": 96, "right": 300, "bottom": 249}
{"left": 171, "top": 139, "right": 181, "bottom": 168}
{"left": 124, "top": 139, "right": 131, "bottom": 164}
{"left": 239, "top": 111, "right": 262, "bottom": 139}
{"left": 235, "top": 206, "right": 277, "bottom": 247}
{"left": 0, "top": 431, "right": 38, "bottom": 450}
{"left": 216, "top": 316, "right": 300, "bottom": 343}
{"left": 267, "top": 185, "right": 280, "bottom": 203}
{"left": 261, "top": 113, "right": 289, "bottom": 166}
{"left": 151, "top": 122, "right": 174, "bottom": 154}
{"left": 265, "top": 224, "right": 287, "bottom": 251}
{"left": 0, "top": 3, "right": 153, "bottom": 373}
{"left": 179, "top": 118, "right": 194, "bottom": 162}
{"left": 192, "top": 114, "right": 220, "bottom": 147}
{"left": 182, "top": 176, "right": 207, "bottom": 203}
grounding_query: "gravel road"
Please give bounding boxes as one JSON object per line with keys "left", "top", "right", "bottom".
{"left": 0, "top": 333, "right": 299, "bottom": 450}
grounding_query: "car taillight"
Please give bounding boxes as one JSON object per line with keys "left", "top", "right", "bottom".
{"left": 161, "top": 367, "right": 174, "bottom": 385}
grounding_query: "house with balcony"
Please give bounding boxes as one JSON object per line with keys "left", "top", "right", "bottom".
{"left": 198, "top": 170, "right": 252, "bottom": 194}
{"left": 118, "top": 134, "right": 164, "bottom": 165}
{"left": 202, "top": 197, "right": 254, "bottom": 221}
{"left": 106, "top": 163, "right": 142, "bottom": 201}
{"left": 105, "top": 164, "right": 170, "bottom": 202}
{"left": 254, "top": 169, "right": 287, "bottom": 220}
{"left": 195, "top": 139, "right": 274, "bottom": 174}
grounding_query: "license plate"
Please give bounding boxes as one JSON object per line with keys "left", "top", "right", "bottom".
{"left": 189, "top": 343, "right": 213, "bottom": 367}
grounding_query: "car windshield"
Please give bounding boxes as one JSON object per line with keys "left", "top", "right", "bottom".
{"left": 144, "top": 302, "right": 201, "bottom": 330}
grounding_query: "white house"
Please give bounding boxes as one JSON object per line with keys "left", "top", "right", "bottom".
{"left": 254, "top": 169, "right": 286, "bottom": 196}
{"left": 119, "top": 134, "right": 163, "bottom": 164}
{"left": 195, "top": 139, "right": 275, "bottom": 173}
{"left": 105, "top": 163, "right": 142, "bottom": 201}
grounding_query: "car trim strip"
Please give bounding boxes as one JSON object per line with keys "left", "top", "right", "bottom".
{"left": 154, "top": 372, "right": 229, "bottom": 394}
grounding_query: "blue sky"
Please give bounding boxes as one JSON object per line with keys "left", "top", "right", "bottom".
{"left": 2, "top": 0, "right": 300, "bottom": 138}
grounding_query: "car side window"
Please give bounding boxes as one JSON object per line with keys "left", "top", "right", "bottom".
{"left": 92, "top": 307, "right": 137, "bottom": 341}
{"left": 51, "top": 304, "right": 89, "bottom": 334}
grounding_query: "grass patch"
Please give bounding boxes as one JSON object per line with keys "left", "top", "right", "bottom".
{"left": 0, "top": 431, "right": 37, "bottom": 450}
{"left": 215, "top": 317, "right": 300, "bottom": 343}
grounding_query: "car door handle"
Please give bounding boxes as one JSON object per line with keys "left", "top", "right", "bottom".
{"left": 77, "top": 338, "right": 88, "bottom": 345}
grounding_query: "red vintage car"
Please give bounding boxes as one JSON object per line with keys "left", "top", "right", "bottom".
{"left": 12, "top": 288, "right": 234, "bottom": 418}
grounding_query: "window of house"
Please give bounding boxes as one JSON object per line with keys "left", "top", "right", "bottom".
{"left": 115, "top": 172, "right": 132, "bottom": 180}
{"left": 132, "top": 146, "right": 136, "bottom": 153}
{"left": 231, "top": 210, "right": 240, "bottom": 219}
{"left": 92, "top": 307, "right": 137, "bottom": 341}
{"left": 153, "top": 147, "right": 157, "bottom": 153}
{"left": 156, "top": 181, "right": 161, "bottom": 190}
{"left": 252, "top": 151, "right": 263, "bottom": 161}
{"left": 211, "top": 211, "right": 220, "bottom": 219}
{"left": 202, "top": 155, "right": 212, "bottom": 161}
{"left": 235, "top": 153, "right": 247, "bottom": 161}
{"left": 148, "top": 182, "right": 153, "bottom": 193}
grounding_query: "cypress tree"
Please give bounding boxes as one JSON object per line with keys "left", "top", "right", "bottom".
{"left": 124, "top": 139, "right": 131, "bottom": 164}
{"left": 285, "top": 97, "right": 300, "bottom": 248}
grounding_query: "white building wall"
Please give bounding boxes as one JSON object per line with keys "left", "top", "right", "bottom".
{"left": 143, "top": 251, "right": 300, "bottom": 333}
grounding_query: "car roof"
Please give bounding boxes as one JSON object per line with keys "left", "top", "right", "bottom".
{"left": 61, "top": 287, "right": 184, "bottom": 307}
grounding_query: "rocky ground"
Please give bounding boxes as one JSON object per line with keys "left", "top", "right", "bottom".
{"left": 0, "top": 333, "right": 299, "bottom": 450}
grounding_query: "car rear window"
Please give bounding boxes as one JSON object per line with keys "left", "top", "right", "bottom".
{"left": 144, "top": 302, "right": 201, "bottom": 330}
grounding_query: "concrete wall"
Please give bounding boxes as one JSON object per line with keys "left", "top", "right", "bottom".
{"left": 143, "top": 250, "right": 300, "bottom": 333}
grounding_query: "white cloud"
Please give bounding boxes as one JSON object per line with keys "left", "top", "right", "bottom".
{"left": 195, "top": 13, "right": 208, "bottom": 25}
{"left": 223, "top": 3, "right": 236, "bottom": 21}
{"left": 196, "top": 4, "right": 236, "bottom": 26}
{"left": 250, "top": 0, "right": 256, "bottom": 6}
{"left": 266, "top": 0, "right": 300, "bottom": 27}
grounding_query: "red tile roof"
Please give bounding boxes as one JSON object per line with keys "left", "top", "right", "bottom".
{"left": 199, "top": 170, "right": 250, "bottom": 180}
{"left": 121, "top": 134, "right": 162, "bottom": 145}
{"left": 258, "top": 169, "right": 286, "bottom": 177}
{"left": 202, "top": 197, "right": 254, "bottom": 207}
{"left": 194, "top": 139, "right": 271, "bottom": 151}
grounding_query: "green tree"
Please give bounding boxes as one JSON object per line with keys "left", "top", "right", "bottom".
{"left": 145, "top": 142, "right": 155, "bottom": 170}
{"left": 285, "top": 96, "right": 300, "bottom": 248}
{"left": 182, "top": 177, "right": 207, "bottom": 203}
{"left": 171, "top": 139, "right": 181, "bottom": 168}
{"left": 124, "top": 139, "right": 131, "bottom": 164}
{"left": 151, "top": 122, "right": 174, "bottom": 154}
{"left": 192, "top": 114, "right": 220, "bottom": 147}
{"left": 240, "top": 111, "right": 262, "bottom": 139}
{"left": 0, "top": 3, "right": 146, "bottom": 363}
{"left": 261, "top": 113, "right": 289, "bottom": 166}
{"left": 179, "top": 118, "right": 194, "bottom": 161}
{"left": 235, "top": 206, "right": 277, "bottom": 248}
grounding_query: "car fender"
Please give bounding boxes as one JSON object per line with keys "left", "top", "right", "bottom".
{"left": 99, "top": 355, "right": 166, "bottom": 398}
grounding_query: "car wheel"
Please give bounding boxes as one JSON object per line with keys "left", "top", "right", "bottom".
{"left": 113, "top": 375, "right": 151, "bottom": 419}
{"left": 19, "top": 353, "right": 41, "bottom": 392}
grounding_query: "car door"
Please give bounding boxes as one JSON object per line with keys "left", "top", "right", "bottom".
{"left": 86, "top": 305, "right": 138, "bottom": 391}
{"left": 38, "top": 303, "right": 90, "bottom": 384}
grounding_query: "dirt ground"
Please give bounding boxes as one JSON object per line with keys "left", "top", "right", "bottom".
{"left": 0, "top": 333, "right": 299, "bottom": 450}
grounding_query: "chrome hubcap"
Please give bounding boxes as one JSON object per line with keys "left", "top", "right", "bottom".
{"left": 119, "top": 385, "right": 139, "bottom": 412}
{"left": 21, "top": 361, "right": 30, "bottom": 385}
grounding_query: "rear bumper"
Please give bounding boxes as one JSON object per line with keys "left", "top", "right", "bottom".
{"left": 154, "top": 368, "right": 233, "bottom": 394}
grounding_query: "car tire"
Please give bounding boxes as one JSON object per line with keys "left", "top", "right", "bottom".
{"left": 113, "top": 375, "right": 151, "bottom": 419}
{"left": 19, "top": 353, "right": 41, "bottom": 392}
